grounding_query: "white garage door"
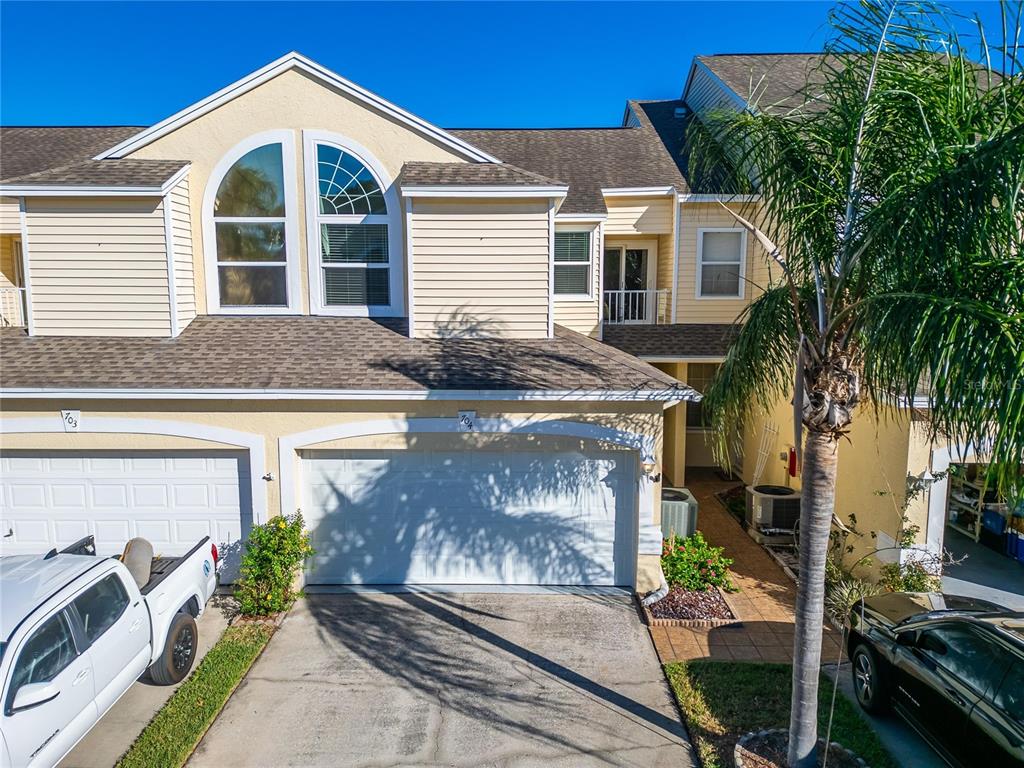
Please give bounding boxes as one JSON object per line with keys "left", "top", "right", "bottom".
{"left": 302, "top": 446, "right": 636, "bottom": 586}
{"left": 0, "top": 451, "right": 250, "bottom": 567}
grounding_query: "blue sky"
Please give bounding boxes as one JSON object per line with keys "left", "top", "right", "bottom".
{"left": 0, "top": 1, "right": 1009, "bottom": 128}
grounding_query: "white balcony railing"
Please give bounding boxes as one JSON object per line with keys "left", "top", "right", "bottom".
{"left": 0, "top": 287, "right": 27, "bottom": 328}
{"left": 603, "top": 289, "right": 671, "bottom": 325}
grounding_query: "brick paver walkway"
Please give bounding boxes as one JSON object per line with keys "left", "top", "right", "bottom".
{"left": 650, "top": 469, "right": 845, "bottom": 664}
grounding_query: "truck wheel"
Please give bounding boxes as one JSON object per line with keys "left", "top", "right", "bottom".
{"left": 851, "top": 644, "right": 890, "bottom": 714}
{"left": 149, "top": 612, "right": 198, "bottom": 685}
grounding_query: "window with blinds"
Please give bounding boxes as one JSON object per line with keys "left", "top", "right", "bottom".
{"left": 553, "top": 231, "right": 591, "bottom": 296}
{"left": 314, "top": 142, "right": 391, "bottom": 308}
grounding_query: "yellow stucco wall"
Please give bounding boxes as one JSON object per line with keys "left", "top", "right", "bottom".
{"left": 741, "top": 392, "right": 921, "bottom": 575}
{"left": 127, "top": 68, "right": 469, "bottom": 317}
{"left": 0, "top": 398, "right": 666, "bottom": 588}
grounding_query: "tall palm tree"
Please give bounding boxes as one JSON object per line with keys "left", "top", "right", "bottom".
{"left": 688, "top": 2, "right": 1024, "bottom": 765}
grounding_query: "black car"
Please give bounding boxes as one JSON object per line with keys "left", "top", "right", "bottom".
{"left": 847, "top": 592, "right": 1024, "bottom": 767}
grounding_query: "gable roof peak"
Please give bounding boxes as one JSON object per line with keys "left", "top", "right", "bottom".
{"left": 94, "top": 51, "right": 499, "bottom": 164}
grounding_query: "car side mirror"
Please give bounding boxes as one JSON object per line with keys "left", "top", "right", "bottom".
{"left": 10, "top": 681, "right": 60, "bottom": 713}
{"left": 896, "top": 631, "right": 918, "bottom": 648}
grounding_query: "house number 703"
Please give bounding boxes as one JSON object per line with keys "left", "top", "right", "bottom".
{"left": 60, "top": 410, "right": 81, "bottom": 432}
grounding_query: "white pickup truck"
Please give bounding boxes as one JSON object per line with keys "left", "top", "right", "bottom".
{"left": 0, "top": 535, "right": 219, "bottom": 768}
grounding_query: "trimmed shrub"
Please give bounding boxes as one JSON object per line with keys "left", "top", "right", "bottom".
{"left": 235, "top": 512, "right": 314, "bottom": 615}
{"left": 662, "top": 531, "right": 736, "bottom": 592}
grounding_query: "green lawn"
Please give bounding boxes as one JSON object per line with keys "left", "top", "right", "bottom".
{"left": 117, "top": 622, "right": 275, "bottom": 768}
{"left": 664, "top": 661, "right": 897, "bottom": 768}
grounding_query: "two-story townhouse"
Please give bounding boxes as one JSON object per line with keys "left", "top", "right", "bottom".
{"left": 0, "top": 51, "right": 982, "bottom": 594}
{"left": 0, "top": 52, "right": 707, "bottom": 593}
{"left": 631, "top": 53, "right": 994, "bottom": 580}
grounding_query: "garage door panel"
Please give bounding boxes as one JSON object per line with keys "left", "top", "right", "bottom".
{"left": 302, "top": 446, "right": 635, "bottom": 586}
{"left": 0, "top": 451, "right": 251, "bottom": 581}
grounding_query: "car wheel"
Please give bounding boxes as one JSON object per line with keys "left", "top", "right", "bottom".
{"left": 149, "top": 612, "right": 198, "bottom": 685}
{"left": 852, "top": 644, "right": 889, "bottom": 714}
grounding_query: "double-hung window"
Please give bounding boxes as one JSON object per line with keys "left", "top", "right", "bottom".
{"left": 697, "top": 229, "right": 745, "bottom": 298}
{"left": 212, "top": 143, "right": 290, "bottom": 308}
{"left": 553, "top": 231, "right": 592, "bottom": 296}
{"left": 312, "top": 143, "right": 391, "bottom": 309}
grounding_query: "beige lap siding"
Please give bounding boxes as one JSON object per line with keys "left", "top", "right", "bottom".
{"left": 169, "top": 178, "right": 197, "bottom": 330}
{"left": 675, "top": 202, "right": 773, "bottom": 324}
{"left": 552, "top": 222, "right": 600, "bottom": 337}
{"left": 604, "top": 197, "right": 673, "bottom": 236}
{"left": 411, "top": 199, "right": 551, "bottom": 339}
{"left": 0, "top": 197, "right": 20, "bottom": 234}
{"left": 25, "top": 197, "right": 172, "bottom": 336}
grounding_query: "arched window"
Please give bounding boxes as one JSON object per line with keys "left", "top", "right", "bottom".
{"left": 304, "top": 132, "right": 401, "bottom": 315}
{"left": 204, "top": 131, "right": 298, "bottom": 313}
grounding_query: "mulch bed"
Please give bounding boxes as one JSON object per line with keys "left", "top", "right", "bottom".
{"left": 736, "top": 730, "right": 868, "bottom": 768}
{"left": 648, "top": 586, "right": 735, "bottom": 621}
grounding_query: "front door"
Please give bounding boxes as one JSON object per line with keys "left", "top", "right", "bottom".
{"left": 603, "top": 247, "right": 649, "bottom": 322}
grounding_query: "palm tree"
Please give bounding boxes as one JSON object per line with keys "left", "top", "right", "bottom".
{"left": 688, "top": 2, "right": 1024, "bottom": 765}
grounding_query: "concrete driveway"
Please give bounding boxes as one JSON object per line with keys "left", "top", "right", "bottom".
{"left": 58, "top": 597, "right": 232, "bottom": 768}
{"left": 188, "top": 593, "right": 695, "bottom": 768}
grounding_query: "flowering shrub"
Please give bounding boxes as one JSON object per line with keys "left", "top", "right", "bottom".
{"left": 661, "top": 531, "right": 736, "bottom": 592}
{"left": 235, "top": 512, "right": 314, "bottom": 615}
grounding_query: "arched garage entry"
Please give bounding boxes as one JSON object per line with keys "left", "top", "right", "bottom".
{"left": 279, "top": 418, "right": 657, "bottom": 588}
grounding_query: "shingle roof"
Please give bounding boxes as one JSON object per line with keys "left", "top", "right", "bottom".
{"left": 449, "top": 127, "right": 689, "bottom": 214}
{"left": 400, "top": 161, "right": 565, "bottom": 188}
{"left": 0, "top": 126, "right": 143, "bottom": 181}
{"left": 1, "top": 158, "right": 189, "bottom": 188}
{"left": 696, "top": 54, "right": 831, "bottom": 112}
{"left": 602, "top": 324, "right": 740, "bottom": 359}
{"left": 0, "top": 315, "right": 691, "bottom": 396}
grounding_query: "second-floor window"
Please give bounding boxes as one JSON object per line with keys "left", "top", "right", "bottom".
{"left": 213, "top": 142, "right": 291, "bottom": 308}
{"left": 313, "top": 142, "right": 391, "bottom": 308}
{"left": 553, "top": 231, "right": 592, "bottom": 296}
{"left": 697, "top": 229, "right": 745, "bottom": 298}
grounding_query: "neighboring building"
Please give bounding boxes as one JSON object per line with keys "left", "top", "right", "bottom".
{"left": 0, "top": 52, "right": 979, "bottom": 591}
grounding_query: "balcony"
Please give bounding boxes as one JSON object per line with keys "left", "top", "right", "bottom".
{"left": 0, "top": 287, "right": 27, "bottom": 328}
{"left": 603, "top": 289, "right": 671, "bottom": 325}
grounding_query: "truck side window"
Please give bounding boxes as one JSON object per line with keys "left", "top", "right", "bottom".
{"left": 72, "top": 574, "right": 130, "bottom": 647}
{"left": 8, "top": 612, "right": 77, "bottom": 702}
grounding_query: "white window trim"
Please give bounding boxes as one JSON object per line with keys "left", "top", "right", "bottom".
{"left": 202, "top": 130, "right": 302, "bottom": 315}
{"left": 552, "top": 226, "right": 596, "bottom": 302}
{"left": 302, "top": 130, "right": 404, "bottom": 317}
{"left": 695, "top": 227, "right": 746, "bottom": 300}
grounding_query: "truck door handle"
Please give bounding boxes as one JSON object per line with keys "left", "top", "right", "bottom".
{"left": 72, "top": 669, "right": 90, "bottom": 686}
{"left": 129, "top": 618, "right": 143, "bottom": 633}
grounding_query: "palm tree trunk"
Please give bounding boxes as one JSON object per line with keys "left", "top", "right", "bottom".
{"left": 787, "top": 429, "right": 840, "bottom": 768}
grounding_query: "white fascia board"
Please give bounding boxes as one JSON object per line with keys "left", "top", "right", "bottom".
{"left": 401, "top": 185, "right": 568, "bottom": 198}
{"left": 95, "top": 53, "right": 499, "bottom": 164}
{"left": 1, "top": 164, "right": 191, "bottom": 198}
{"left": 679, "top": 193, "right": 760, "bottom": 203}
{"left": 555, "top": 213, "right": 608, "bottom": 222}
{"left": 601, "top": 187, "right": 675, "bottom": 197}
{"left": 0, "top": 387, "right": 697, "bottom": 403}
